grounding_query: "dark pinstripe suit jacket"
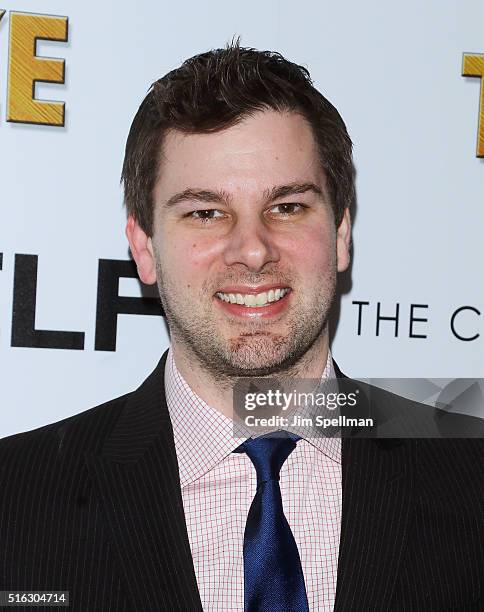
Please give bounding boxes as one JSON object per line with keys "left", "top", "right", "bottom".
{"left": 1, "top": 350, "right": 483, "bottom": 611}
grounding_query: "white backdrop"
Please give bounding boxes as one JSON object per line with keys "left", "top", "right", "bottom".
{"left": 1, "top": 0, "right": 483, "bottom": 438}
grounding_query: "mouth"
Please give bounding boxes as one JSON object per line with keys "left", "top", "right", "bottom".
{"left": 215, "top": 287, "right": 290, "bottom": 307}
{"left": 213, "top": 285, "right": 292, "bottom": 318}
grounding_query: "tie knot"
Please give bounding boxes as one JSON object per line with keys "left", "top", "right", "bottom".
{"left": 236, "top": 432, "right": 299, "bottom": 487}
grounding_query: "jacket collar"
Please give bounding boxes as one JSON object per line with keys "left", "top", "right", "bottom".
{"left": 86, "top": 350, "right": 203, "bottom": 611}
{"left": 332, "top": 361, "right": 416, "bottom": 611}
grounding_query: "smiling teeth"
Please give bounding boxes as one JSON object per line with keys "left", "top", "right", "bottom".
{"left": 216, "top": 288, "right": 290, "bottom": 307}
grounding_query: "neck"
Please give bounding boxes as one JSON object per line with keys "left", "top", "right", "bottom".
{"left": 170, "top": 332, "right": 330, "bottom": 420}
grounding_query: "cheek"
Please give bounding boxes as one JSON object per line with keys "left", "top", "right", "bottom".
{"left": 187, "top": 236, "right": 224, "bottom": 267}
{"left": 281, "top": 226, "right": 335, "bottom": 274}
{"left": 159, "top": 231, "right": 224, "bottom": 284}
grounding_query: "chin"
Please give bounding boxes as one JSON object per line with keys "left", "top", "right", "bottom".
{"left": 220, "top": 337, "right": 299, "bottom": 376}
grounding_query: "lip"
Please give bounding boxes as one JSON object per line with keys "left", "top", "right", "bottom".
{"left": 214, "top": 283, "right": 290, "bottom": 295}
{"left": 213, "top": 288, "right": 292, "bottom": 318}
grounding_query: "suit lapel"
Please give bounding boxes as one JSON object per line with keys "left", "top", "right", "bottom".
{"left": 333, "top": 363, "right": 416, "bottom": 611}
{"left": 86, "top": 351, "right": 203, "bottom": 612}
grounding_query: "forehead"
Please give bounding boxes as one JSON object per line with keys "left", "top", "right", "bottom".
{"left": 154, "top": 110, "right": 325, "bottom": 203}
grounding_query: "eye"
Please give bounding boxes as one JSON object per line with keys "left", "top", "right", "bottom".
{"left": 268, "top": 203, "right": 306, "bottom": 216}
{"left": 186, "top": 209, "right": 225, "bottom": 223}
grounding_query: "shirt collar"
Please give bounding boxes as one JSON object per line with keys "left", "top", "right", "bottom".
{"left": 165, "top": 348, "right": 341, "bottom": 488}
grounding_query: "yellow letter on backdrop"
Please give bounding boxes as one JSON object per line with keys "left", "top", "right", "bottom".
{"left": 462, "top": 53, "right": 484, "bottom": 157}
{"left": 7, "top": 12, "right": 68, "bottom": 126}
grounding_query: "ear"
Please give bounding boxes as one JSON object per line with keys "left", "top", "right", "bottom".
{"left": 125, "top": 215, "right": 157, "bottom": 285}
{"left": 336, "top": 207, "right": 351, "bottom": 273}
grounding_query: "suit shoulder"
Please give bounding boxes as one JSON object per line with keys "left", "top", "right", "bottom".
{"left": 0, "top": 392, "right": 130, "bottom": 469}
{"left": 343, "top": 376, "right": 484, "bottom": 439}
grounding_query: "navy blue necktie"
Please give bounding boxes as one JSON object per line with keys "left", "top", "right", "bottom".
{"left": 235, "top": 432, "right": 310, "bottom": 612}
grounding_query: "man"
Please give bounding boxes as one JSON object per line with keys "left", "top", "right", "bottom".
{"left": 1, "top": 43, "right": 483, "bottom": 612}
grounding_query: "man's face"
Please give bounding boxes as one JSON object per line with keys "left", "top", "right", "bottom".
{"left": 130, "top": 110, "right": 350, "bottom": 377}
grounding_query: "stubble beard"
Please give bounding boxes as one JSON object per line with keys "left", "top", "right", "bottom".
{"left": 154, "top": 258, "right": 337, "bottom": 384}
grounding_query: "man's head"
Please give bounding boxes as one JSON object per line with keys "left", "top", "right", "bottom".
{"left": 123, "top": 42, "right": 355, "bottom": 236}
{"left": 124, "top": 41, "right": 354, "bottom": 379}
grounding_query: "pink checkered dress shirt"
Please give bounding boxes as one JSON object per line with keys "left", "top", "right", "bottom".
{"left": 164, "top": 348, "right": 342, "bottom": 611}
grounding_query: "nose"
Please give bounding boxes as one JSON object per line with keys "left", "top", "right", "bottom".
{"left": 223, "top": 214, "right": 280, "bottom": 272}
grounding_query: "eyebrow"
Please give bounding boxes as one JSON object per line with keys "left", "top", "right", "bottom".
{"left": 264, "top": 182, "right": 324, "bottom": 202}
{"left": 163, "top": 181, "right": 324, "bottom": 208}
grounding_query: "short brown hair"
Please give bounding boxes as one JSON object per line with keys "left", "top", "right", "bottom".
{"left": 121, "top": 40, "right": 355, "bottom": 236}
